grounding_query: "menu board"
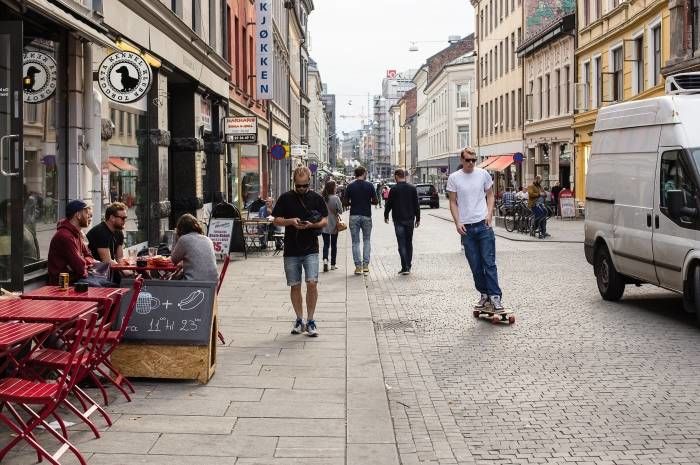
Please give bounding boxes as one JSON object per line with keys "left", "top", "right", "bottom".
{"left": 208, "top": 218, "right": 234, "bottom": 254}
{"left": 117, "top": 279, "right": 216, "bottom": 345}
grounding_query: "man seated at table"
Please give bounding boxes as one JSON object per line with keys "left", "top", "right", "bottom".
{"left": 86, "top": 202, "right": 127, "bottom": 265}
{"left": 47, "top": 200, "right": 97, "bottom": 285}
{"left": 258, "top": 197, "right": 283, "bottom": 250}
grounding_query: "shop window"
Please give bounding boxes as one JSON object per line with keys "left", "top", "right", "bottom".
{"left": 457, "top": 84, "right": 468, "bottom": 108}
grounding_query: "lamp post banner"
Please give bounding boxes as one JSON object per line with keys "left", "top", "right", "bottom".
{"left": 256, "top": 0, "right": 273, "bottom": 100}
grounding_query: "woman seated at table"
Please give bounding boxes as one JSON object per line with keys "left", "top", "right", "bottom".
{"left": 170, "top": 214, "right": 218, "bottom": 282}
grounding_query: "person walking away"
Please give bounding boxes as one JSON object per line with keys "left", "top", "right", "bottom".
{"left": 528, "top": 175, "right": 550, "bottom": 238}
{"left": 375, "top": 182, "right": 383, "bottom": 209}
{"left": 381, "top": 185, "right": 390, "bottom": 204}
{"left": 384, "top": 169, "right": 420, "bottom": 275}
{"left": 345, "top": 166, "right": 377, "bottom": 275}
{"left": 551, "top": 181, "right": 562, "bottom": 216}
{"left": 447, "top": 147, "right": 504, "bottom": 312}
{"left": 86, "top": 202, "right": 127, "bottom": 265}
{"left": 272, "top": 166, "right": 329, "bottom": 337}
{"left": 170, "top": 214, "right": 219, "bottom": 281}
{"left": 321, "top": 180, "right": 343, "bottom": 272}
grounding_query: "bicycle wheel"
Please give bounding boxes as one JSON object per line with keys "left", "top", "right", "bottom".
{"left": 504, "top": 210, "right": 515, "bottom": 232}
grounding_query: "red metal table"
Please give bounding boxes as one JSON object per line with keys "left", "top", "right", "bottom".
{"left": 0, "top": 322, "right": 54, "bottom": 374}
{"left": 111, "top": 259, "right": 179, "bottom": 279}
{"left": 0, "top": 299, "right": 97, "bottom": 323}
{"left": 22, "top": 286, "right": 128, "bottom": 303}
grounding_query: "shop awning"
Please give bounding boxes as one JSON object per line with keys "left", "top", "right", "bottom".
{"left": 25, "top": 0, "right": 116, "bottom": 49}
{"left": 476, "top": 156, "right": 500, "bottom": 169}
{"left": 485, "top": 155, "right": 515, "bottom": 172}
{"left": 109, "top": 157, "right": 138, "bottom": 172}
{"left": 107, "top": 164, "right": 119, "bottom": 173}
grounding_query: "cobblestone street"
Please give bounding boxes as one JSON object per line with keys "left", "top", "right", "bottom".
{"left": 367, "top": 207, "right": 700, "bottom": 465}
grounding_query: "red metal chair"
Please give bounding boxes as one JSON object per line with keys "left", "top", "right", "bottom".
{"left": 92, "top": 276, "right": 144, "bottom": 403}
{"left": 0, "top": 316, "right": 93, "bottom": 465}
{"left": 216, "top": 255, "right": 231, "bottom": 345}
{"left": 23, "top": 288, "right": 128, "bottom": 438}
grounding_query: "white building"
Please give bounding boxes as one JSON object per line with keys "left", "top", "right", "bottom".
{"left": 307, "top": 60, "right": 328, "bottom": 185}
{"left": 415, "top": 51, "right": 475, "bottom": 189}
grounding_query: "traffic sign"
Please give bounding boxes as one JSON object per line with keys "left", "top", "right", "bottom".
{"left": 270, "top": 144, "right": 286, "bottom": 161}
{"left": 309, "top": 163, "right": 318, "bottom": 174}
{"left": 513, "top": 152, "right": 524, "bottom": 164}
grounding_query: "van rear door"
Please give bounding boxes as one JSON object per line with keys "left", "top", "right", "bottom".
{"left": 652, "top": 148, "right": 698, "bottom": 292}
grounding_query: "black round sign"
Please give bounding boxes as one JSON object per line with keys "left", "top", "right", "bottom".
{"left": 23, "top": 51, "right": 57, "bottom": 103}
{"left": 98, "top": 51, "right": 152, "bottom": 103}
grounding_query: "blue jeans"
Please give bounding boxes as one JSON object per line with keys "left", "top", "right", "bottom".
{"left": 533, "top": 204, "right": 548, "bottom": 235}
{"left": 283, "top": 253, "right": 319, "bottom": 286}
{"left": 349, "top": 215, "right": 372, "bottom": 266}
{"left": 461, "top": 222, "right": 501, "bottom": 297}
{"left": 394, "top": 221, "right": 415, "bottom": 271}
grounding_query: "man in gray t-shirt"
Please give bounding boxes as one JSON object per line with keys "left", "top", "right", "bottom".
{"left": 446, "top": 147, "right": 503, "bottom": 312}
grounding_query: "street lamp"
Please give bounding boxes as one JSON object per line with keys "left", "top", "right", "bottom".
{"left": 408, "top": 36, "right": 463, "bottom": 52}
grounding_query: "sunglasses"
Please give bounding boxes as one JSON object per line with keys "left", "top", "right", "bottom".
{"left": 295, "top": 184, "right": 310, "bottom": 189}
{"left": 462, "top": 158, "right": 477, "bottom": 163}
{"left": 115, "top": 215, "right": 128, "bottom": 220}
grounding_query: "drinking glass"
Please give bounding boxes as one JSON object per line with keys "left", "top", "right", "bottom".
{"left": 148, "top": 247, "right": 157, "bottom": 257}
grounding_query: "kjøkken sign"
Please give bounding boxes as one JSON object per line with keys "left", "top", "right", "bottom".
{"left": 256, "top": 0, "right": 273, "bottom": 100}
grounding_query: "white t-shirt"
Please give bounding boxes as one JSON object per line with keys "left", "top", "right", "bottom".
{"left": 446, "top": 168, "right": 493, "bottom": 224}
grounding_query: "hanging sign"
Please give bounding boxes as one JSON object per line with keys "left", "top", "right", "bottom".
{"left": 270, "top": 144, "right": 286, "bottom": 161}
{"left": 224, "top": 117, "right": 258, "bottom": 143}
{"left": 23, "top": 51, "right": 57, "bottom": 103}
{"left": 98, "top": 51, "right": 152, "bottom": 103}
{"left": 255, "top": 0, "right": 274, "bottom": 99}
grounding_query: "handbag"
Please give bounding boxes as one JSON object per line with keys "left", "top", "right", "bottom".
{"left": 335, "top": 214, "right": 347, "bottom": 232}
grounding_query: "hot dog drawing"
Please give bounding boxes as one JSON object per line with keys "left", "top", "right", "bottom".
{"left": 178, "top": 290, "right": 205, "bottom": 310}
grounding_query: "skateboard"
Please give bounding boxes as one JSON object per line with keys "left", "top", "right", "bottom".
{"left": 473, "top": 307, "right": 516, "bottom": 325}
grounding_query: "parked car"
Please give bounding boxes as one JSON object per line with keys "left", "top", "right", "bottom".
{"left": 584, "top": 73, "right": 700, "bottom": 322}
{"left": 416, "top": 183, "right": 439, "bottom": 209}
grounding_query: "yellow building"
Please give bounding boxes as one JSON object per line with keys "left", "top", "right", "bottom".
{"left": 573, "top": 0, "right": 670, "bottom": 202}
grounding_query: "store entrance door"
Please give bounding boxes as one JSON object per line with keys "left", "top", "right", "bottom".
{"left": 0, "top": 21, "right": 25, "bottom": 290}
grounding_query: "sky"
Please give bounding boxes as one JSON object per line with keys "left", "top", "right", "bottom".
{"left": 308, "top": 0, "right": 475, "bottom": 135}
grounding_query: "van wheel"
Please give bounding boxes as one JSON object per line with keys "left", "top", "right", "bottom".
{"left": 594, "top": 247, "right": 625, "bottom": 301}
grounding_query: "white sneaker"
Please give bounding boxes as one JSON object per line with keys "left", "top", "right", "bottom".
{"left": 323, "top": 259, "right": 329, "bottom": 272}
{"left": 489, "top": 295, "right": 504, "bottom": 312}
{"left": 474, "top": 294, "right": 489, "bottom": 309}
{"left": 291, "top": 318, "right": 305, "bottom": 334}
{"left": 330, "top": 265, "right": 338, "bottom": 270}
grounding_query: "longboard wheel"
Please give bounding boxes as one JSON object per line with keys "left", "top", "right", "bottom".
{"left": 491, "top": 316, "right": 500, "bottom": 324}
{"left": 473, "top": 310, "right": 481, "bottom": 318}
{"left": 508, "top": 316, "right": 515, "bottom": 324}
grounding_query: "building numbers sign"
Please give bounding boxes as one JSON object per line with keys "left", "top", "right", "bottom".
{"left": 98, "top": 51, "right": 152, "bottom": 103}
{"left": 23, "top": 51, "right": 57, "bottom": 103}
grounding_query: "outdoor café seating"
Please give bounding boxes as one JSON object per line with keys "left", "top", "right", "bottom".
{"left": 0, "top": 277, "right": 144, "bottom": 464}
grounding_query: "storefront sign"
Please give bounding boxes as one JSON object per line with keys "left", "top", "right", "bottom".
{"left": 560, "top": 192, "right": 576, "bottom": 218}
{"left": 291, "top": 145, "right": 308, "bottom": 157}
{"left": 98, "top": 51, "right": 152, "bottom": 103}
{"left": 207, "top": 218, "right": 235, "bottom": 254}
{"left": 23, "top": 51, "right": 57, "bottom": 103}
{"left": 224, "top": 117, "right": 258, "bottom": 143}
{"left": 199, "top": 97, "right": 212, "bottom": 131}
{"left": 255, "top": 0, "right": 274, "bottom": 99}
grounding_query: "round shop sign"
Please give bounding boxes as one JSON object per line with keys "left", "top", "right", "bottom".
{"left": 98, "top": 51, "right": 152, "bottom": 103}
{"left": 23, "top": 51, "right": 57, "bottom": 103}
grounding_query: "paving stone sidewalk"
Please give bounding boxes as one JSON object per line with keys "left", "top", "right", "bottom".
{"left": 4, "top": 231, "right": 400, "bottom": 465}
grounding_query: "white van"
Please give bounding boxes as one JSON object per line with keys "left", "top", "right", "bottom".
{"left": 585, "top": 73, "right": 700, "bottom": 318}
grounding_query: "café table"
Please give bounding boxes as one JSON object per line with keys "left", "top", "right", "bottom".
{"left": 111, "top": 258, "right": 179, "bottom": 279}
{"left": 242, "top": 217, "right": 273, "bottom": 253}
{"left": 0, "top": 299, "right": 97, "bottom": 324}
{"left": 0, "top": 322, "right": 53, "bottom": 373}
{"left": 22, "top": 286, "right": 129, "bottom": 315}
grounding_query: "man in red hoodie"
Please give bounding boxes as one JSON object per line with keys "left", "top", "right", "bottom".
{"left": 47, "top": 200, "right": 95, "bottom": 284}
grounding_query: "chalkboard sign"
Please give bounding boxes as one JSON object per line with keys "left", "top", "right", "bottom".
{"left": 117, "top": 279, "right": 217, "bottom": 345}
